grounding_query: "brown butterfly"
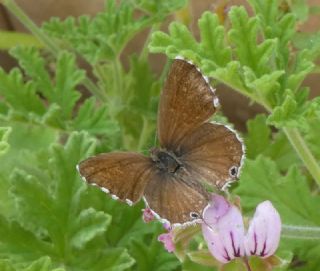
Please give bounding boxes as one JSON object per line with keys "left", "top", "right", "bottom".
{"left": 77, "top": 58, "right": 245, "bottom": 226}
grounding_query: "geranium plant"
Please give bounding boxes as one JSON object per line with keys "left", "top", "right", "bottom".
{"left": 0, "top": 0, "right": 319, "bottom": 270}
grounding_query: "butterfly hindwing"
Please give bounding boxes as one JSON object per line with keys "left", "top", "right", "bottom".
{"left": 178, "top": 122, "right": 244, "bottom": 189}
{"left": 144, "top": 168, "right": 210, "bottom": 225}
{"left": 78, "top": 152, "right": 154, "bottom": 203}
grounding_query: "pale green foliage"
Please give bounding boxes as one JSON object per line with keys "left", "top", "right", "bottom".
{"left": 149, "top": 3, "right": 320, "bottom": 129}
{"left": 1, "top": 0, "right": 320, "bottom": 270}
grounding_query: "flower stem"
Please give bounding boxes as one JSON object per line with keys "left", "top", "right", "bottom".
{"left": 283, "top": 127, "right": 320, "bottom": 187}
{"left": 282, "top": 224, "right": 320, "bottom": 240}
{"left": 243, "top": 257, "right": 252, "bottom": 271}
{"left": 3, "top": 0, "right": 107, "bottom": 102}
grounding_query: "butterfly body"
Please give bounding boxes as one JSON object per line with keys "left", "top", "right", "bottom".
{"left": 150, "top": 148, "right": 181, "bottom": 174}
{"left": 78, "top": 58, "right": 245, "bottom": 226}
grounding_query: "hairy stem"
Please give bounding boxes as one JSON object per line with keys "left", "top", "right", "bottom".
{"left": 3, "top": 0, "right": 107, "bottom": 102}
{"left": 282, "top": 224, "right": 320, "bottom": 240}
{"left": 283, "top": 127, "right": 320, "bottom": 187}
{"left": 217, "top": 77, "right": 320, "bottom": 188}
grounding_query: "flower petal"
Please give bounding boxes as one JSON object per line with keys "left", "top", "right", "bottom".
{"left": 244, "top": 201, "right": 281, "bottom": 258}
{"left": 158, "top": 232, "right": 175, "bottom": 253}
{"left": 202, "top": 194, "right": 231, "bottom": 225}
{"left": 202, "top": 195, "right": 245, "bottom": 263}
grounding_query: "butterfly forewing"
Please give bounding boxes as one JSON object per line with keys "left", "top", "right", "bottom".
{"left": 178, "top": 122, "right": 244, "bottom": 189}
{"left": 157, "top": 59, "right": 218, "bottom": 150}
{"left": 144, "top": 169, "right": 210, "bottom": 224}
{"left": 78, "top": 152, "right": 153, "bottom": 203}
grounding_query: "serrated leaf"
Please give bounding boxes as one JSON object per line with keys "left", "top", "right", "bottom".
{"left": 235, "top": 156, "right": 320, "bottom": 226}
{"left": 150, "top": 12, "right": 231, "bottom": 67}
{"left": 69, "top": 208, "right": 111, "bottom": 249}
{"left": 53, "top": 52, "right": 84, "bottom": 118}
{"left": 268, "top": 91, "right": 320, "bottom": 129}
{"left": 198, "top": 12, "right": 231, "bottom": 67}
{"left": 9, "top": 46, "right": 54, "bottom": 100}
{"left": 0, "top": 68, "right": 45, "bottom": 115}
{"left": 43, "top": 0, "right": 169, "bottom": 63}
{"left": 8, "top": 47, "right": 84, "bottom": 121}
{"left": 72, "top": 97, "right": 111, "bottom": 135}
{"left": 1, "top": 133, "right": 137, "bottom": 270}
{"left": 129, "top": 237, "right": 180, "bottom": 271}
{"left": 228, "top": 6, "right": 276, "bottom": 76}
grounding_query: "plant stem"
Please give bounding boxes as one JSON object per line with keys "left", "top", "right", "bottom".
{"left": 218, "top": 77, "right": 320, "bottom": 188}
{"left": 283, "top": 127, "right": 320, "bottom": 187}
{"left": 243, "top": 257, "right": 252, "bottom": 271}
{"left": 139, "top": 24, "right": 160, "bottom": 61}
{"left": 3, "top": 0, "right": 107, "bottom": 102}
{"left": 282, "top": 224, "right": 320, "bottom": 240}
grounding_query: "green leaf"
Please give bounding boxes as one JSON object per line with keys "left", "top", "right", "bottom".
{"left": 9, "top": 47, "right": 84, "bottom": 120}
{"left": 268, "top": 90, "right": 320, "bottom": 129}
{"left": 236, "top": 156, "right": 320, "bottom": 226}
{"left": 53, "top": 52, "right": 84, "bottom": 118}
{"left": 198, "top": 12, "right": 231, "bottom": 67}
{"left": 72, "top": 97, "right": 115, "bottom": 135}
{"left": 129, "top": 237, "right": 180, "bottom": 271}
{"left": 9, "top": 46, "right": 53, "bottom": 100}
{"left": 245, "top": 115, "right": 271, "bottom": 159}
{"left": 245, "top": 115, "right": 299, "bottom": 171}
{"left": 69, "top": 208, "right": 111, "bottom": 250}
{"left": 150, "top": 12, "right": 231, "bottom": 67}
{"left": 228, "top": 6, "right": 277, "bottom": 76}
{"left": 43, "top": 0, "right": 173, "bottom": 63}
{"left": 0, "top": 132, "right": 136, "bottom": 270}
{"left": 0, "top": 127, "right": 11, "bottom": 156}
{"left": 0, "top": 68, "right": 45, "bottom": 115}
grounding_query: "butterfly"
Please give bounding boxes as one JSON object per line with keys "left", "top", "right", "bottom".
{"left": 77, "top": 58, "right": 245, "bottom": 226}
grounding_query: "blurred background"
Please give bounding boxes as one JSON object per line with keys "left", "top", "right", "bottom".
{"left": 0, "top": 0, "right": 319, "bottom": 131}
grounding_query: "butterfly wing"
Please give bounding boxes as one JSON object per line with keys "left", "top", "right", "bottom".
{"left": 178, "top": 122, "right": 244, "bottom": 189}
{"left": 158, "top": 59, "right": 218, "bottom": 150}
{"left": 78, "top": 152, "right": 154, "bottom": 204}
{"left": 144, "top": 168, "right": 210, "bottom": 225}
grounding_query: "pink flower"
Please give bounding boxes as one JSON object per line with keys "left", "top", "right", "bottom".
{"left": 142, "top": 208, "right": 155, "bottom": 223}
{"left": 202, "top": 195, "right": 281, "bottom": 264}
{"left": 158, "top": 222, "right": 174, "bottom": 252}
{"left": 158, "top": 231, "right": 175, "bottom": 253}
{"left": 244, "top": 201, "right": 281, "bottom": 258}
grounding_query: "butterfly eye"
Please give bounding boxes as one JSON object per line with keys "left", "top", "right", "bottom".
{"left": 190, "top": 212, "right": 200, "bottom": 220}
{"left": 229, "top": 166, "right": 238, "bottom": 177}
